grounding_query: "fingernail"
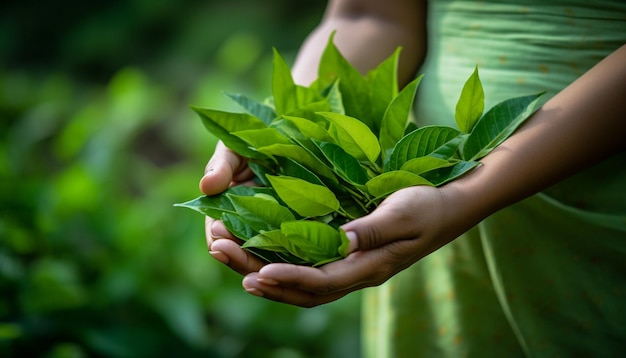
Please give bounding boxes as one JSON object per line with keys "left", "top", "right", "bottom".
{"left": 199, "top": 175, "right": 209, "bottom": 193}
{"left": 258, "top": 277, "right": 278, "bottom": 286}
{"left": 209, "top": 250, "right": 229, "bottom": 265}
{"left": 345, "top": 231, "right": 358, "bottom": 254}
{"left": 245, "top": 288, "right": 264, "bottom": 297}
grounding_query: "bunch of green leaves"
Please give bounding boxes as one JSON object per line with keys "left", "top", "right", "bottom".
{"left": 176, "top": 34, "right": 544, "bottom": 266}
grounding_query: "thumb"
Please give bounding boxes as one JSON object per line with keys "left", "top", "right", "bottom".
{"left": 340, "top": 201, "right": 420, "bottom": 253}
{"left": 199, "top": 142, "right": 245, "bottom": 196}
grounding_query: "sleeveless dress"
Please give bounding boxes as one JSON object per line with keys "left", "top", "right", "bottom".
{"left": 362, "top": 1, "right": 626, "bottom": 357}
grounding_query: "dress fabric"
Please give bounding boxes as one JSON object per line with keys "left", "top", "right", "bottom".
{"left": 362, "top": 1, "right": 626, "bottom": 357}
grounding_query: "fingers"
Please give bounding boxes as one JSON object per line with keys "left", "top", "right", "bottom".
{"left": 241, "top": 241, "right": 428, "bottom": 307}
{"left": 242, "top": 272, "right": 351, "bottom": 308}
{"left": 341, "top": 186, "right": 445, "bottom": 252}
{"left": 210, "top": 238, "right": 266, "bottom": 276}
{"left": 205, "top": 217, "right": 238, "bottom": 248}
{"left": 199, "top": 141, "right": 251, "bottom": 196}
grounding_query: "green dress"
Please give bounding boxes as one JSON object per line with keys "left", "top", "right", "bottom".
{"left": 362, "top": 1, "right": 626, "bottom": 356}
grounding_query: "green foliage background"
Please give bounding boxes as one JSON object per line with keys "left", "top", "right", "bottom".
{"left": 0, "top": 0, "right": 362, "bottom": 357}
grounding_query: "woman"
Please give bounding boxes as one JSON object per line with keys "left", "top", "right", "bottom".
{"left": 201, "top": 0, "right": 626, "bottom": 356}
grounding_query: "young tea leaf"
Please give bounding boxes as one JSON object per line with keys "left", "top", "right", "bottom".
{"left": 246, "top": 247, "right": 307, "bottom": 265}
{"left": 174, "top": 186, "right": 274, "bottom": 219}
{"left": 462, "top": 92, "right": 545, "bottom": 161}
{"left": 314, "top": 140, "right": 370, "bottom": 186}
{"left": 242, "top": 230, "right": 291, "bottom": 252}
{"left": 386, "top": 126, "right": 462, "bottom": 171}
{"left": 316, "top": 33, "right": 372, "bottom": 129}
{"left": 232, "top": 127, "right": 292, "bottom": 149}
{"left": 284, "top": 100, "right": 331, "bottom": 122}
{"left": 274, "top": 115, "right": 334, "bottom": 142}
{"left": 222, "top": 213, "right": 258, "bottom": 241}
{"left": 225, "top": 92, "right": 277, "bottom": 125}
{"left": 266, "top": 175, "right": 340, "bottom": 217}
{"left": 366, "top": 171, "right": 434, "bottom": 199}
{"left": 257, "top": 143, "right": 336, "bottom": 181}
{"left": 191, "top": 107, "right": 268, "bottom": 159}
{"left": 318, "top": 112, "right": 381, "bottom": 164}
{"left": 296, "top": 85, "right": 324, "bottom": 108}
{"left": 379, "top": 74, "right": 423, "bottom": 155}
{"left": 400, "top": 156, "right": 457, "bottom": 175}
{"left": 243, "top": 229, "right": 330, "bottom": 265}
{"left": 455, "top": 66, "right": 484, "bottom": 133}
{"left": 324, "top": 80, "right": 345, "bottom": 115}
{"left": 227, "top": 194, "right": 296, "bottom": 231}
{"left": 277, "top": 157, "right": 325, "bottom": 186}
{"left": 281, "top": 221, "right": 344, "bottom": 260}
{"left": 272, "top": 47, "right": 298, "bottom": 116}
{"left": 367, "top": 47, "right": 400, "bottom": 124}
{"left": 421, "top": 160, "right": 480, "bottom": 186}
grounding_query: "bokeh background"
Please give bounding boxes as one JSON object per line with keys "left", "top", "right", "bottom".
{"left": 0, "top": 1, "right": 362, "bottom": 357}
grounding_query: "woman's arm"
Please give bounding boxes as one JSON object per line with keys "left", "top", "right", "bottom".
{"left": 291, "top": 0, "right": 427, "bottom": 86}
{"left": 440, "top": 43, "right": 626, "bottom": 236}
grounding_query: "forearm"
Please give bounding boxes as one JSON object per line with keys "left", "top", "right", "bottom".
{"left": 292, "top": 0, "right": 426, "bottom": 86}
{"left": 446, "top": 44, "right": 626, "bottom": 226}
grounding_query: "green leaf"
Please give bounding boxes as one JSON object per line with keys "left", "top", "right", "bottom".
{"left": 226, "top": 194, "right": 296, "bottom": 231}
{"left": 431, "top": 135, "right": 465, "bottom": 160}
{"left": 386, "top": 126, "right": 462, "bottom": 171}
{"left": 281, "top": 221, "right": 344, "bottom": 260}
{"left": 366, "top": 47, "right": 400, "bottom": 124}
{"left": 266, "top": 175, "right": 340, "bottom": 217}
{"left": 284, "top": 100, "right": 331, "bottom": 122}
{"left": 242, "top": 229, "right": 332, "bottom": 266}
{"left": 191, "top": 107, "right": 268, "bottom": 159}
{"left": 232, "top": 127, "right": 291, "bottom": 149}
{"left": 462, "top": 92, "right": 545, "bottom": 161}
{"left": 247, "top": 160, "right": 275, "bottom": 187}
{"left": 257, "top": 143, "right": 336, "bottom": 180}
{"left": 174, "top": 186, "right": 274, "bottom": 219}
{"left": 244, "top": 247, "right": 299, "bottom": 264}
{"left": 318, "top": 112, "right": 381, "bottom": 163}
{"left": 274, "top": 116, "right": 334, "bottom": 142}
{"left": 422, "top": 160, "right": 480, "bottom": 186}
{"left": 400, "top": 156, "right": 457, "bottom": 175}
{"left": 242, "top": 230, "right": 291, "bottom": 253}
{"left": 222, "top": 213, "right": 258, "bottom": 241}
{"left": 336, "top": 228, "right": 351, "bottom": 258}
{"left": 324, "top": 80, "right": 345, "bottom": 115}
{"left": 174, "top": 195, "right": 235, "bottom": 219}
{"left": 316, "top": 33, "right": 372, "bottom": 129}
{"left": 296, "top": 85, "right": 324, "bottom": 108}
{"left": 454, "top": 66, "right": 484, "bottom": 133}
{"left": 366, "top": 171, "right": 434, "bottom": 198}
{"left": 314, "top": 140, "right": 370, "bottom": 186}
{"left": 225, "top": 92, "right": 277, "bottom": 125}
{"left": 277, "top": 157, "right": 325, "bottom": 186}
{"left": 272, "top": 47, "right": 298, "bottom": 116}
{"left": 379, "top": 74, "right": 423, "bottom": 154}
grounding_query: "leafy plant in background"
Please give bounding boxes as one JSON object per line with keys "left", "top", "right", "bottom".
{"left": 176, "top": 34, "right": 544, "bottom": 266}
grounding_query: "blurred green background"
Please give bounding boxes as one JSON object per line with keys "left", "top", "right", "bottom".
{"left": 0, "top": 1, "right": 362, "bottom": 357}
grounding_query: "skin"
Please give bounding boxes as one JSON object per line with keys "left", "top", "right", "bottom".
{"left": 199, "top": 0, "right": 626, "bottom": 308}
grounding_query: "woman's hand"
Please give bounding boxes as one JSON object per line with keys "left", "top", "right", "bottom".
{"left": 199, "top": 141, "right": 267, "bottom": 275}
{"left": 199, "top": 139, "right": 483, "bottom": 307}
{"left": 215, "top": 184, "right": 476, "bottom": 307}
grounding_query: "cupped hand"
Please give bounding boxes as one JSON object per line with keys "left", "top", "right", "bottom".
{"left": 199, "top": 141, "right": 265, "bottom": 274}
{"left": 237, "top": 184, "right": 476, "bottom": 308}
{"left": 199, "top": 143, "right": 480, "bottom": 307}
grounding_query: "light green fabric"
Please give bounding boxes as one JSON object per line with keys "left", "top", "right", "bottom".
{"left": 363, "top": 1, "right": 626, "bottom": 356}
